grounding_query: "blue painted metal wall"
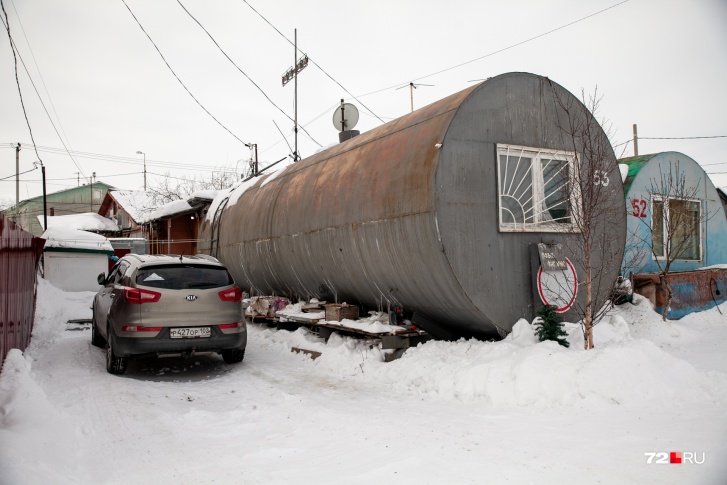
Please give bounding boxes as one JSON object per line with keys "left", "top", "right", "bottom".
{"left": 637, "top": 268, "right": 727, "bottom": 319}
{"left": 621, "top": 151, "right": 727, "bottom": 274}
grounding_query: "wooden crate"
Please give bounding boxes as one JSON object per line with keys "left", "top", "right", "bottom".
{"left": 324, "top": 304, "right": 359, "bottom": 322}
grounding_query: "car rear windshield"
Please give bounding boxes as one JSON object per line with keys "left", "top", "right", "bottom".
{"left": 135, "top": 265, "right": 234, "bottom": 290}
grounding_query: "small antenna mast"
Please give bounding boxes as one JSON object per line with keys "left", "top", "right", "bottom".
{"left": 294, "top": 29, "right": 298, "bottom": 161}
{"left": 397, "top": 82, "right": 434, "bottom": 113}
{"left": 281, "top": 28, "right": 308, "bottom": 161}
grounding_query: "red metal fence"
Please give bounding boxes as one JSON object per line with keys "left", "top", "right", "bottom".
{"left": 0, "top": 213, "right": 44, "bottom": 369}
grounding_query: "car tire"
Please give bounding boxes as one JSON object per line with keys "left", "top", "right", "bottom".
{"left": 222, "top": 347, "right": 245, "bottom": 364}
{"left": 105, "top": 324, "right": 128, "bottom": 375}
{"left": 91, "top": 309, "right": 106, "bottom": 348}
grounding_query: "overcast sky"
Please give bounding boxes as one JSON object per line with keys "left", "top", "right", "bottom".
{"left": 2, "top": 0, "right": 726, "bottom": 205}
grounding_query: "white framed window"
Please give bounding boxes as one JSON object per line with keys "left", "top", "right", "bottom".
{"left": 651, "top": 196, "right": 702, "bottom": 261}
{"left": 497, "top": 144, "right": 579, "bottom": 232}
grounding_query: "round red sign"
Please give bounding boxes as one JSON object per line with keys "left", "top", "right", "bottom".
{"left": 537, "top": 258, "right": 578, "bottom": 313}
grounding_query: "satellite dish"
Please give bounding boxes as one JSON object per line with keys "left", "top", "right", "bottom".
{"left": 332, "top": 102, "right": 359, "bottom": 132}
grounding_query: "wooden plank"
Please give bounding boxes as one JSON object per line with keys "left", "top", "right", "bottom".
{"left": 291, "top": 347, "right": 322, "bottom": 360}
{"left": 274, "top": 313, "right": 428, "bottom": 339}
{"left": 277, "top": 314, "right": 321, "bottom": 324}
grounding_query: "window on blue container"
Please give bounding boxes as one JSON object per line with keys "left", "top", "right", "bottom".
{"left": 651, "top": 196, "right": 701, "bottom": 261}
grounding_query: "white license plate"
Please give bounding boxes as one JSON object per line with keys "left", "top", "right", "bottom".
{"left": 170, "top": 327, "right": 211, "bottom": 339}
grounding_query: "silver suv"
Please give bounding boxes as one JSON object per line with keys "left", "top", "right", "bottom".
{"left": 92, "top": 254, "right": 247, "bottom": 375}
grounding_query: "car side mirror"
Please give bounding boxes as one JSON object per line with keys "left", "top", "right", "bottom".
{"left": 97, "top": 273, "right": 106, "bottom": 285}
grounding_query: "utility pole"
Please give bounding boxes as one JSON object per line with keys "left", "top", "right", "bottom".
{"left": 34, "top": 160, "right": 47, "bottom": 229}
{"left": 91, "top": 171, "right": 96, "bottom": 212}
{"left": 15, "top": 143, "right": 20, "bottom": 220}
{"left": 137, "top": 150, "right": 146, "bottom": 190}
{"left": 41, "top": 163, "right": 47, "bottom": 230}
{"left": 632, "top": 124, "right": 639, "bottom": 156}
{"left": 281, "top": 28, "right": 308, "bottom": 162}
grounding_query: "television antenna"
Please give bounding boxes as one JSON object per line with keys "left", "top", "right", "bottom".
{"left": 397, "top": 82, "right": 434, "bottom": 113}
{"left": 281, "top": 28, "right": 308, "bottom": 161}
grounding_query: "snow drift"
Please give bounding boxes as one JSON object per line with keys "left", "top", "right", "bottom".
{"left": 252, "top": 298, "right": 726, "bottom": 409}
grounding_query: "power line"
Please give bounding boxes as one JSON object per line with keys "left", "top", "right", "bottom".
{"left": 639, "top": 136, "right": 727, "bottom": 140}
{"left": 0, "top": 2, "right": 43, "bottom": 167}
{"left": 421, "top": 0, "right": 631, "bottom": 83}
{"left": 5, "top": 143, "right": 242, "bottom": 173}
{"left": 121, "top": 0, "right": 251, "bottom": 148}
{"left": 175, "top": 2, "right": 291, "bottom": 124}
{"left": 175, "top": 0, "right": 321, "bottom": 150}
{"left": 7, "top": 0, "right": 82, "bottom": 173}
{"left": 1, "top": 3, "right": 89, "bottom": 179}
{"left": 0, "top": 166, "right": 37, "bottom": 180}
{"left": 357, "top": 0, "right": 632, "bottom": 100}
{"left": 146, "top": 171, "right": 218, "bottom": 182}
{"left": 146, "top": 170, "right": 242, "bottom": 183}
{"left": 613, "top": 135, "right": 727, "bottom": 152}
{"left": 61, "top": 171, "right": 140, "bottom": 180}
{"left": 241, "top": 0, "right": 384, "bottom": 124}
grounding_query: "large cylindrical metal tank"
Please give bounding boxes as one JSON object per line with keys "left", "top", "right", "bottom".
{"left": 200, "top": 72, "right": 626, "bottom": 340}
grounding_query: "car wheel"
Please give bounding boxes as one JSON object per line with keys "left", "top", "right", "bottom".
{"left": 105, "top": 324, "right": 128, "bottom": 375}
{"left": 91, "top": 309, "right": 106, "bottom": 348}
{"left": 221, "top": 347, "right": 245, "bottom": 364}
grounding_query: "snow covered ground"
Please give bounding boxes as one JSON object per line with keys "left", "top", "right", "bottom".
{"left": 1, "top": 279, "right": 725, "bottom": 485}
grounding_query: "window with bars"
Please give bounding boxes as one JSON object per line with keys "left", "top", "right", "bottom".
{"left": 651, "top": 197, "right": 701, "bottom": 261}
{"left": 497, "top": 144, "right": 578, "bottom": 232}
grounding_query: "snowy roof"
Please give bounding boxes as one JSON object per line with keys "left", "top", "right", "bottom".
{"left": 38, "top": 212, "right": 119, "bottom": 232}
{"left": 143, "top": 199, "right": 194, "bottom": 222}
{"left": 109, "top": 190, "right": 158, "bottom": 223}
{"left": 41, "top": 226, "right": 114, "bottom": 253}
{"left": 190, "top": 190, "right": 218, "bottom": 201}
{"left": 205, "top": 175, "right": 266, "bottom": 222}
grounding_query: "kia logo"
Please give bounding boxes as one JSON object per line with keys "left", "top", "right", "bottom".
{"left": 185, "top": 295, "right": 198, "bottom": 301}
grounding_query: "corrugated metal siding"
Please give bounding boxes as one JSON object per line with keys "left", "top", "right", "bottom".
{"left": 201, "top": 73, "right": 626, "bottom": 339}
{"left": 12, "top": 182, "right": 114, "bottom": 236}
{"left": 0, "top": 213, "right": 44, "bottom": 369}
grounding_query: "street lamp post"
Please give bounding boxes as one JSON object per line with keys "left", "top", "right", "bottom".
{"left": 33, "top": 161, "right": 47, "bottom": 230}
{"left": 136, "top": 151, "right": 146, "bottom": 191}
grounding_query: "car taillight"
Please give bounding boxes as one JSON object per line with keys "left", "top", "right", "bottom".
{"left": 121, "top": 325, "right": 162, "bottom": 332}
{"left": 219, "top": 321, "right": 245, "bottom": 329}
{"left": 123, "top": 287, "right": 162, "bottom": 304}
{"left": 218, "top": 286, "right": 242, "bottom": 302}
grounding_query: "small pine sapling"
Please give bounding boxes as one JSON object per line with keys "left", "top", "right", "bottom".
{"left": 533, "top": 305, "right": 570, "bottom": 347}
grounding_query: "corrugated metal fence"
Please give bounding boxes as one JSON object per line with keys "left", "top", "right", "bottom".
{"left": 0, "top": 213, "right": 44, "bottom": 369}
